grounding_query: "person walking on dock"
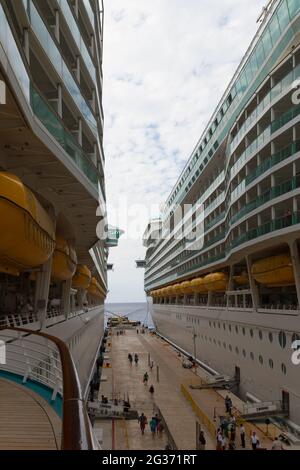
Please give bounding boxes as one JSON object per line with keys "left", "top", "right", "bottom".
{"left": 199, "top": 431, "right": 206, "bottom": 450}
{"left": 149, "top": 385, "right": 155, "bottom": 397}
{"left": 138, "top": 413, "right": 148, "bottom": 435}
{"left": 251, "top": 431, "right": 259, "bottom": 450}
{"left": 134, "top": 353, "right": 139, "bottom": 365}
{"left": 150, "top": 417, "right": 157, "bottom": 437}
{"left": 240, "top": 424, "right": 246, "bottom": 449}
{"left": 143, "top": 372, "right": 149, "bottom": 385}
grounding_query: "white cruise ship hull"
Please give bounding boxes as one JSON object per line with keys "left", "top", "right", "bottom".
{"left": 151, "top": 303, "right": 300, "bottom": 425}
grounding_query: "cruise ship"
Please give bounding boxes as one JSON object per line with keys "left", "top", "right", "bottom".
{"left": 0, "top": 0, "right": 111, "bottom": 449}
{"left": 144, "top": 0, "right": 300, "bottom": 428}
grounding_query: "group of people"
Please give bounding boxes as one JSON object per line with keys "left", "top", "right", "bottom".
{"left": 128, "top": 353, "right": 139, "bottom": 365}
{"left": 116, "top": 330, "right": 126, "bottom": 336}
{"left": 138, "top": 413, "right": 164, "bottom": 437}
{"left": 216, "top": 422, "right": 245, "bottom": 451}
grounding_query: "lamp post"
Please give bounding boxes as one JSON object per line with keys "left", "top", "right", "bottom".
{"left": 186, "top": 325, "right": 197, "bottom": 375}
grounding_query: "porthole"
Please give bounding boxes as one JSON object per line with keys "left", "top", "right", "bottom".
{"left": 242, "top": 328, "right": 246, "bottom": 336}
{"left": 235, "top": 326, "right": 238, "bottom": 334}
{"left": 259, "top": 331, "right": 263, "bottom": 340}
{"left": 281, "top": 363, "right": 287, "bottom": 375}
{"left": 250, "top": 329, "right": 254, "bottom": 338}
{"left": 259, "top": 355, "right": 263, "bottom": 365}
{"left": 218, "top": 322, "right": 221, "bottom": 329}
{"left": 279, "top": 331, "right": 287, "bottom": 349}
{"left": 213, "top": 322, "right": 216, "bottom": 328}
{"left": 268, "top": 332, "right": 273, "bottom": 343}
{"left": 209, "top": 321, "right": 211, "bottom": 328}
{"left": 229, "top": 325, "right": 232, "bottom": 332}
{"left": 250, "top": 352, "right": 254, "bottom": 361}
{"left": 223, "top": 324, "right": 226, "bottom": 331}
{"left": 269, "top": 359, "right": 274, "bottom": 369}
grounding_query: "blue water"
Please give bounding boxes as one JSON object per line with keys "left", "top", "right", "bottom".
{"left": 105, "top": 302, "right": 154, "bottom": 328}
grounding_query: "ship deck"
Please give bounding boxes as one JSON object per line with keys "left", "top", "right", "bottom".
{"left": 0, "top": 378, "right": 61, "bottom": 450}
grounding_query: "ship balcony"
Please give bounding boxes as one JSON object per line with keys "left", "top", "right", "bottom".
{"left": 0, "top": 5, "right": 105, "bottom": 268}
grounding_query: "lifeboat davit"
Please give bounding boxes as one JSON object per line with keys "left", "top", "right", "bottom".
{"left": 0, "top": 172, "right": 55, "bottom": 276}
{"left": 72, "top": 265, "right": 92, "bottom": 289}
{"left": 51, "top": 236, "right": 77, "bottom": 282}
{"left": 190, "top": 277, "right": 208, "bottom": 293}
{"left": 234, "top": 274, "right": 249, "bottom": 286}
{"left": 251, "top": 254, "right": 294, "bottom": 286}
{"left": 203, "top": 273, "right": 229, "bottom": 292}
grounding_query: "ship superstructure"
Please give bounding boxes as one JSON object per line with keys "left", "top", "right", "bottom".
{"left": 144, "top": 0, "right": 300, "bottom": 427}
{"left": 0, "top": 0, "right": 111, "bottom": 449}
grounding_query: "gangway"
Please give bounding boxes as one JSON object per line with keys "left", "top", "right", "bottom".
{"left": 241, "top": 401, "right": 289, "bottom": 421}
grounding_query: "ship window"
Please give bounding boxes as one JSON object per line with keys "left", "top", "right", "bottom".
{"left": 235, "top": 326, "right": 238, "bottom": 334}
{"left": 269, "top": 332, "right": 273, "bottom": 343}
{"left": 229, "top": 325, "right": 232, "bottom": 332}
{"left": 250, "top": 352, "right": 254, "bottom": 361}
{"left": 218, "top": 340, "right": 221, "bottom": 347}
{"left": 269, "top": 359, "right": 274, "bottom": 369}
{"left": 277, "top": 1, "right": 290, "bottom": 32}
{"left": 281, "top": 363, "right": 287, "bottom": 375}
{"left": 269, "top": 13, "right": 281, "bottom": 46}
{"left": 223, "top": 324, "right": 226, "bottom": 331}
{"left": 287, "top": 0, "right": 300, "bottom": 18}
{"left": 229, "top": 345, "right": 232, "bottom": 352}
{"left": 213, "top": 339, "right": 216, "bottom": 345}
{"left": 242, "top": 328, "right": 245, "bottom": 336}
{"left": 259, "top": 330, "right": 263, "bottom": 340}
{"left": 261, "top": 27, "right": 273, "bottom": 59}
{"left": 218, "top": 322, "right": 221, "bottom": 329}
{"left": 242, "top": 349, "right": 246, "bottom": 357}
{"left": 259, "top": 355, "right": 263, "bottom": 365}
{"left": 223, "top": 342, "right": 226, "bottom": 349}
{"left": 279, "top": 331, "right": 286, "bottom": 349}
{"left": 250, "top": 329, "right": 254, "bottom": 338}
{"left": 235, "top": 347, "right": 239, "bottom": 355}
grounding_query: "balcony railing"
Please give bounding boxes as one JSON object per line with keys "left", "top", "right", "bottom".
{"left": 271, "top": 104, "right": 300, "bottom": 133}
{"left": 231, "top": 175, "right": 300, "bottom": 225}
{"left": 245, "top": 140, "right": 300, "bottom": 185}
{"left": 30, "top": 84, "right": 99, "bottom": 190}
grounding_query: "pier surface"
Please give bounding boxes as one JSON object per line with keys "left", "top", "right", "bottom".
{"left": 97, "top": 328, "right": 277, "bottom": 451}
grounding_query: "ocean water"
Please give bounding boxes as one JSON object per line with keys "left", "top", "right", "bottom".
{"left": 105, "top": 302, "right": 154, "bottom": 328}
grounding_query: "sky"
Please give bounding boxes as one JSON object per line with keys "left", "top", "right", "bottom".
{"left": 103, "top": 0, "right": 267, "bottom": 303}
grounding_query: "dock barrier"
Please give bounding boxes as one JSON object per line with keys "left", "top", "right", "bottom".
{"left": 181, "top": 382, "right": 217, "bottom": 439}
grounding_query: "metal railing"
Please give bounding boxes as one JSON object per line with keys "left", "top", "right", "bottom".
{"left": 0, "top": 327, "right": 99, "bottom": 450}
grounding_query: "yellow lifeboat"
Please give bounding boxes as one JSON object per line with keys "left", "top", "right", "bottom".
{"left": 0, "top": 172, "right": 55, "bottom": 276}
{"left": 174, "top": 283, "right": 184, "bottom": 295}
{"left": 234, "top": 274, "right": 249, "bottom": 286}
{"left": 169, "top": 285, "right": 178, "bottom": 297}
{"left": 251, "top": 254, "right": 294, "bottom": 286}
{"left": 51, "top": 236, "right": 77, "bottom": 282}
{"left": 166, "top": 285, "right": 174, "bottom": 296}
{"left": 161, "top": 287, "right": 169, "bottom": 297}
{"left": 88, "top": 277, "right": 105, "bottom": 299}
{"left": 72, "top": 265, "right": 92, "bottom": 289}
{"left": 203, "top": 273, "right": 229, "bottom": 292}
{"left": 190, "top": 277, "right": 208, "bottom": 293}
{"left": 181, "top": 281, "right": 194, "bottom": 295}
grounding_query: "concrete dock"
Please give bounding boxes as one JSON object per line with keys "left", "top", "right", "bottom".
{"left": 96, "top": 328, "right": 276, "bottom": 451}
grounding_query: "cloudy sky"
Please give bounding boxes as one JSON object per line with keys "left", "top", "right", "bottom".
{"left": 103, "top": 0, "right": 266, "bottom": 303}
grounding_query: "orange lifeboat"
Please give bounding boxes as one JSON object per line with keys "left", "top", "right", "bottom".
{"left": 0, "top": 172, "right": 55, "bottom": 276}
{"left": 72, "top": 265, "right": 92, "bottom": 289}
{"left": 51, "top": 237, "right": 77, "bottom": 282}
{"left": 203, "top": 273, "right": 228, "bottom": 292}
